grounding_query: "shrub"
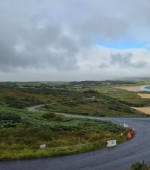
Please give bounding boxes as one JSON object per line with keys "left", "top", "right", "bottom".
{"left": 42, "top": 112, "right": 56, "bottom": 119}
{"left": 0, "top": 112, "right": 21, "bottom": 123}
{"left": 36, "top": 128, "right": 53, "bottom": 141}
{"left": 44, "top": 104, "right": 49, "bottom": 110}
{"left": 131, "top": 161, "right": 149, "bottom": 170}
{"left": 53, "top": 115, "right": 65, "bottom": 121}
{"left": 83, "top": 90, "right": 98, "bottom": 94}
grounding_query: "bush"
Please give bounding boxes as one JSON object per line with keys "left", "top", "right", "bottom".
{"left": 53, "top": 115, "right": 65, "bottom": 121}
{"left": 36, "top": 128, "right": 53, "bottom": 141}
{"left": 83, "top": 90, "right": 98, "bottom": 94}
{"left": 42, "top": 112, "right": 56, "bottom": 119}
{"left": 131, "top": 161, "right": 149, "bottom": 170}
{"left": 44, "top": 104, "right": 49, "bottom": 110}
{"left": 0, "top": 112, "right": 21, "bottom": 123}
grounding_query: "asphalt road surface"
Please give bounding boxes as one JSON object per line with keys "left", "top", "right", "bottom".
{"left": 1, "top": 106, "right": 150, "bottom": 170}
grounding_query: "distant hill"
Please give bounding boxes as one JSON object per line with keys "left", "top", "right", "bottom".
{"left": 117, "top": 77, "right": 150, "bottom": 81}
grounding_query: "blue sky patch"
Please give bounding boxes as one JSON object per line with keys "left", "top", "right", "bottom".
{"left": 94, "top": 40, "right": 148, "bottom": 49}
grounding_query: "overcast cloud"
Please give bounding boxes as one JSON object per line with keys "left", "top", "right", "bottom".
{"left": 0, "top": 0, "right": 150, "bottom": 81}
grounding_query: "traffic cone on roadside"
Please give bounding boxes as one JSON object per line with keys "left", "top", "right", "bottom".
{"left": 131, "top": 129, "right": 136, "bottom": 135}
{"left": 127, "top": 132, "right": 132, "bottom": 139}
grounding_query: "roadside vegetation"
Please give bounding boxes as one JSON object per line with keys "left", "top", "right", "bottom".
{"left": 0, "top": 104, "right": 128, "bottom": 160}
{"left": 130, "top": 161, "right": 149, "bottom": 170}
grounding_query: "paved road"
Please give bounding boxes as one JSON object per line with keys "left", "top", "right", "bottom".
{"left": 1, "top": 106, "right": 150, "bottom": 170}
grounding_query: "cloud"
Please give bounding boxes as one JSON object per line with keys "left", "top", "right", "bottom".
{"left": 99, "top": 63, "right": 109, "bottom": 69}
{"left": 110, "top": 53, "right": 147, "bottom": 68}
{"left": 0, "top": 0, "right": 150, "bottom": 80}
{"left": 0, "top": 22, "right": 80, "bottom": 71}
{"left": 76, "top": 14, "right": 129, "bottom": 43}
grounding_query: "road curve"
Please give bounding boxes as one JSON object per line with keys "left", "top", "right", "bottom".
{"left": 1, "top": 106, "right": 150, "bottom": 170}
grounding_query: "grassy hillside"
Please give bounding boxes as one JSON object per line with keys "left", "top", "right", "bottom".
{"left": 0, "top": 104, "right": 128, "bottom": 160}
{"left": 0, "top": 87, "right": 146, "bottom": 117}
{"left": 0, "top": 88, "right": 41, "bottom": 109}
{"left": 108, "top": 89, "right": 150, "bottom": 107}
{"left": 20, "top": 88, "right": 146, "bottom": 117}
{"left": 90, "top": 86, "right": 150, "bottom": 107}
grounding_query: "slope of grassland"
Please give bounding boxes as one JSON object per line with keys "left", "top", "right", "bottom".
{"left": 131, "top": 92, "right": 150, "bottom": 115}
{"left": 92, "top": 86, "right": 150, "bottom": 107}
{"left": 0, "top": 104, "right": 128, "bottom": 161}
{"left": 0, "top": 86, "right": 147, "bottom": 117}
{"left": 0, "top": 88, "right": 41, "bottom": 108}
{"left": 20, "top": 88, "right": 147, "bottom": 117}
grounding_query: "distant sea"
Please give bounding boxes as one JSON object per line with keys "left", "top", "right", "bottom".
{"left": 143, "top": 86, "right": 150, "bottom": 91}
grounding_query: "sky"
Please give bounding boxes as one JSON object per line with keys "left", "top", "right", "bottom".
{"left": 0, "top": 0, "right": 150, "bottom": 81}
